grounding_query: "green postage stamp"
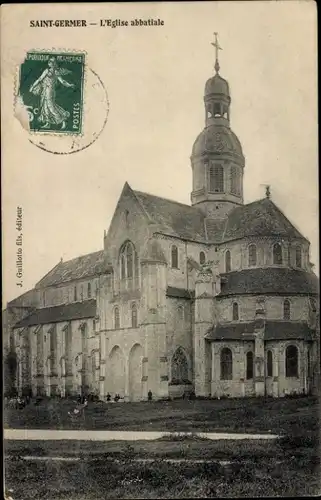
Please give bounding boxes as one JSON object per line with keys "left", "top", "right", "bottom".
{"left": 18, "top": 51, "right": 85, "bottom": 135}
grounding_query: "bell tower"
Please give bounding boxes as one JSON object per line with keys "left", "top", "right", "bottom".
{"left": 191, "top": 34, "right": 245, "bottom": 219}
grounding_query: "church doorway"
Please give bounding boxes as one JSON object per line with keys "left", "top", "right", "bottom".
{"left": 129, "top": 343, "right": 143, "bottom": 402}
{"left": 108, "top": 346, "right": 126, "bottom": 397}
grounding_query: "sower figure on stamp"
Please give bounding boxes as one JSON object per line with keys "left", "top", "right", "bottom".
{"left": 29, "top": 57, "right": 74, "bottom": 130}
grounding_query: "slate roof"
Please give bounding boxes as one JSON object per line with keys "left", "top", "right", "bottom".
{"left": 133, "top": 189, "right": 306, "bottom": 244}
{"left": 14, "top": 299, "right": 97, "bottom": 327}
{"left": 133, "top": 191, "right": 206, "bottom": 241}
{"left": 205, "top": 218, "right": 227, "bottom": 243}
{"left": 7, "top": 289, "right": 37, "bottom": 309}
{"left": 205, "top": 321, "right": 314, "bottom": 341}
{"left": 218, "top": 268, "right": 319, "bottom": 297}
{"left": 166, "top": 287, "right": 195, "bottom": 299}
{"left": 36, "top": 251, "right": 107, "bottom": 288}
{"left": 222, "top": 198, "right": 307, "bottom": 242}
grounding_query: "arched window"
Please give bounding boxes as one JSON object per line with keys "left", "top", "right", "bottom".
{"left": 246, "top": 351, "right": 254, "bottom": 380}
{"left": 248, "top": 244, "right": 257, "bottom": 267}
{"left": 80, "top": 285, "right": 83, "bottom": 301}
{"left": 267, "top": 350, "right": 273, "bottom": 377}
{"left": 232, "top": 302, "right": 239, "bottom": 321}
{"left": 131, "top": 303, "right": 138, "bottom": 328}
{"left": 225, "top": 250, "right": 231, "bottom": 272}
{"left": 199, "top": 251, "right": 206, "bottom": 265}
{"left": 171, "top": 347, "right": 189, "bottom": 384}
{"left": 295, "top": 246, "right": 302, "bottom": 268}
{"left": 307, "top": 346, "right": 312, "bottom": 378}
{"left": 230, "top": 166, "right": 240, "bottom": 195}
{"left": 114, "top": 307, "right": 120, "bottom": 330}
{"left": 286, "top": 345, "right": 299, "bottom": 378}
{"left": 273, "top": 243, "right": 283, "bottom": 265}
{"left": 283, "top": 299, "right": 291, "bottom": 320}
{"left": 74, "top": 286, "right": 77, "bottom": 302}
{"left": 209, "top": 164, "right": 224, "bottom": 193}
{"left": 171, "top": 245, "right": 178, "bottom": 269}
{"left": 88, "top": 283, "right": 91, "bottom": 298}
{"left": 220, "top": 348, "right": 233, "bottom": 380}
{"left": 213, "top": 102, "right": 221, "bottom": 117}
{"left": 119, "top": 241, "right": 139, "bottom": 290}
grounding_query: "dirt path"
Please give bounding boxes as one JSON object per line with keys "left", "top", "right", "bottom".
{"left": 4, "top": 429, "right": 279, "bottom": 441}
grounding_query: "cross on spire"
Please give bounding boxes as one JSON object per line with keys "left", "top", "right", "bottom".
{"left": 211, "top": 32, "right": 222, "bottom": 73}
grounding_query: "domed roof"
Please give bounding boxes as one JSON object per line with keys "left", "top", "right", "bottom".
{"left": 205, "top": 74, "right": 230, "bottom": 97}
{"left": 192, "top": 124, "right": 244, "bottom": 160}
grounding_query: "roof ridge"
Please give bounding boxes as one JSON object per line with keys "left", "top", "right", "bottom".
{"left": 134, "top": 190, "right": 200, "bottom": 212}
{"left": 58, "top": 249, "right": 104, "bottom": 266}
{"left": 266, "top": 199, "right": 308, "bottom": 241}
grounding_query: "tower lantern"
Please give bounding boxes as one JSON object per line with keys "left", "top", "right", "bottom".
{"left": 190, "top": 34, "right": 245, "bottom": 218}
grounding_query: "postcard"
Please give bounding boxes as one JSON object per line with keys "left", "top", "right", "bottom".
{"left": 2, "top": 2, "right": 319, "bottom": 499}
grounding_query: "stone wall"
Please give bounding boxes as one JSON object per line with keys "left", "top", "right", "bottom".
{"left": 216, "top": 295, "right": 310, "bottom": 323}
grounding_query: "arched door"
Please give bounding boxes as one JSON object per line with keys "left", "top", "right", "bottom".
{"left": 108, "top": 346, "right": 126, "bottom": 397}
{"left": 129, "top": 344, "right": 143, "bottom": 402}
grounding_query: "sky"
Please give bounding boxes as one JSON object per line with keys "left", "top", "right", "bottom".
{"left": 2, "top": 1, "right": 318, "bottom": 305}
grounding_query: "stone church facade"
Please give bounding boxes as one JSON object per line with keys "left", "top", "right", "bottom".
{"left": 4, "top": 48, "right": 319, "bottom": 401}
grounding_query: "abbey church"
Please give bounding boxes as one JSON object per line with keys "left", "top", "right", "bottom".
{"left": 4, "top": 41, "right": 319, "bottom": 401}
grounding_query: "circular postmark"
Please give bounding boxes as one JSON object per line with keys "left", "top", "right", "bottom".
{"left": 15, "top": 50, "right": 109, "bottom": 155}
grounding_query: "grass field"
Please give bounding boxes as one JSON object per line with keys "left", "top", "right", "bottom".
{"left": 4, "top": 396, "right": 320, "bottom": 498}
{"left": 4, "top": 395, "right": 319, "bottom": 434}
{"left": 4, "top": 433, "right": 320, "bottom": 498}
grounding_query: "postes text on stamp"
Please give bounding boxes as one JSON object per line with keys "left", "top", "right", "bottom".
{"left": 18, "top": 51, "right": 85, "bottom": 135}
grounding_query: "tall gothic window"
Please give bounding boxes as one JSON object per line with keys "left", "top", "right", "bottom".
{"left": 273, "top": 243, "right": 283, "bottom": 265}
{"left": 74, "top": 286, "right": 77, "bottom": 302}
{"left": 286, "top": 345, "right": 299, "bottom": 378}
{"left": 119, "top": 241, "right": 139, "bottom": 290}
{"left": 225, "top": 250, "right": 231, "bottom": 272}
{"left": 199, "top": 251, "right": 206, "bottom": 265}
{"left": 230, "top": 166, "right": 240, "bottom": 195}
{"left": 295, "top": 246, "right": 302, "bottom": 268}
{"left": 220, "top": 348, "right": 233, "bottom": 380}
{"left": 88, "top": 282, "right": 91, "bottom": 298}
{"left": 246, "top": 351, "right": 254, "bottom": 380}
{"left": 114, "top": 307, "right": 120, "bottom": 330}
{"left": 283, "top": 299, "right": 291, "bottom": 320}
{"left": 131, "top": 303, "right": 138, "bottom": 328}
{"left": 171, "top": 347, "right": 189, "bottom": 384}
{"left": 209, "top": 164, "right": 224, "bottom": 193}
{"left": 267, "top": 350, "right": 273, "bottom": 377}
{"left": 232, "top": 302, "right": 239, "bottom": 321}
{"left": 248, "top": 244, "right": 257, "bottom": 267}
{"left": 171, "top": 245, "right": 178, "bottom": 269}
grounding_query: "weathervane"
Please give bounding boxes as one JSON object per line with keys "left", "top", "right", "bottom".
{"left": 211, "top": 32, "right": 222, "bottom": 73}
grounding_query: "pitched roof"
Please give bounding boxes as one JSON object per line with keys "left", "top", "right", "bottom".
{"left": 14, "top": 299, "right": 97, "bottom": 327}
{"left": 133, "top": 190, "right": 206, "bottom": 241}
{"left": 205, "top": 218, "right": 227, "bottom": 243}
{"left": 7, "top": 289, "right": 37, "bottom": 309}
{"left": 36, "top": 251, "right": 107, "bottom": 288}
{"left": 131, "top": 189, "right": 306, "bottom": 244}
{"left": 222, "top": 198, "right": 307, "bottom": 242}
{"left": 218, "top": 268, "right": 319, "bottom": 297}
{"left": 205, "top": 321, "right": 314, "bottom": 341}
{"left": 166, "top": 287, "right": 195, "bottom": 299}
